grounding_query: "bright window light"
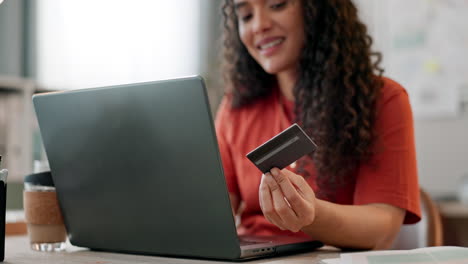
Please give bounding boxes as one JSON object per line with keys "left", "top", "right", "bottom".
{"left": 36, "top": 0, "right": 201, "bottom": 90}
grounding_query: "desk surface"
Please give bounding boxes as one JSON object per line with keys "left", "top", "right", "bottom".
{"left": 4, "top": 236, "right": 341, "bottom": 263}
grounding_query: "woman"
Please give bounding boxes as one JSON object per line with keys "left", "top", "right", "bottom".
{"left": 215, "top": 0, "right": 421, "bottom": 250}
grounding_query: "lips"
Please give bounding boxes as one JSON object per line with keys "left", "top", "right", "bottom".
{"left": 259, "top": 39, "right": 284, "bottom": 50}
{"left": 256, "top": 37, "right": 285, "bottom": 56}
{"left": 256, "top": 37, "right": 285, "bottom": 50}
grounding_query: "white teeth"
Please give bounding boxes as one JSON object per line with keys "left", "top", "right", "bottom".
{"left": 260, "top": 39, "right": 283, "bottom": 50}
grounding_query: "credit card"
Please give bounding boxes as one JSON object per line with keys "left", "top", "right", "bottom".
{"left": 246, "top": 123, "right": 317, "bottom": 174}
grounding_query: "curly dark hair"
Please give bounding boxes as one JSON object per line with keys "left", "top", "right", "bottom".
{"left": 222, "top": 0, "right": 384, "bottom": 189}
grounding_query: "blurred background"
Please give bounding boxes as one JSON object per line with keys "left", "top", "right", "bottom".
{"left": 0, "top": 0, "right": 224, "bottom": 209}
{"left": 0, "top": 0, "right": 467, "bottom": 238}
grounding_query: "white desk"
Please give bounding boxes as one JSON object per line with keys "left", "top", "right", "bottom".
{"left": 4, "top": 236, "right": 341, "bottom": 263}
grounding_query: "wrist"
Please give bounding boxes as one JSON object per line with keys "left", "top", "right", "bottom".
{"left": 301, "top": 198, "right": 328, "bottom": 234}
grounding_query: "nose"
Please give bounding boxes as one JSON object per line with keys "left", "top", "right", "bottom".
{"left": 252, "top": 9, "right": 272, "bottom": 34}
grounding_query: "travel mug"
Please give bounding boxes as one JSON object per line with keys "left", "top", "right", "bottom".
{"left": 23, "top": 171, "right": 66, "bottom": 251}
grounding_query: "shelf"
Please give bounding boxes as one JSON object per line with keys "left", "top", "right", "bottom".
{"left": 0, "top": 76, "right": 34, "bottom": 91}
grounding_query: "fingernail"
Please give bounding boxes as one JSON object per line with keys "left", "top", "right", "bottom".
{"left": 264, "top": 172, "right": 272, "bottom": 177}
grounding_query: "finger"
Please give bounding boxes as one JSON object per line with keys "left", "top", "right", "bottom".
{"left": 282, "top": 169, "right": 316, "bottom": 200}
{"left": 259, "top": 174, "right": 287, "bottom": 230}
{"left": 270, "top": 168, "right": 309, "bottom": 215}
{"left": 259, "top": 174, "right": 266, "bottom": 209}
{"left": 237, "top": 201, "right": 246, "bottom": 216}
{"left": 280, "top": 169, "right": 308, "bottom": 198}
{"left": 277, "top": 169, "right": 317, "bottom": 228}
{"left": 260, "top": 174, "right": 287, "bottom": 230}
{"left": 234, "top": 200, "right": 246, "bottom": 228}
{"left": 229, "top": 193, "right": 240, "bottom": 217}
{"left": 264, "top": 173, "right": 299, "bottom": 228}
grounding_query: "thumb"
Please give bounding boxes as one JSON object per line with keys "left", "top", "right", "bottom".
{"left": 282, "top": 169, "right": 316, "bottom": 200}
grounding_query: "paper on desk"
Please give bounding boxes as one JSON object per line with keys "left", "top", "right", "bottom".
{"left": 340, "top": 246, "right": 468, "bottom": 264}
{"left": 321, "top": 258, "right": 341, "bottom": 264}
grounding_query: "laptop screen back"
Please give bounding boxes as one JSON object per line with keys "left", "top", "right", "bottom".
{"left": 33, "top": 77, "right": 241, "bottom": 259}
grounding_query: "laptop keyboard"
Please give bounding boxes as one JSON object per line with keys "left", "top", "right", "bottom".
{"left": 239, "top": 237, "right": 273, "bottom": 246}
{"left": 239, "top": 239, "right": 262, "bottom": 246}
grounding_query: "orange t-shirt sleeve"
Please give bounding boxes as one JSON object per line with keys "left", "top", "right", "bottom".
{"left": 354, "top": 83, "right": 421, "bottom": 224}
{"left": 215, "top": 97, "right": 240, "bottom": 196}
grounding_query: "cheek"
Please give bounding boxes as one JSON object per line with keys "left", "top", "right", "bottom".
{"left": 288, "top": 23, "right": 305, "bottom": 55}
{"left": 293, "top": 30, "right": 305, "bottom": 53}
{"left": 287, "top": 6, "right": 306, "bottom": 48}
{"left": 238, "top": 26, "right": 252, "bottom": 50}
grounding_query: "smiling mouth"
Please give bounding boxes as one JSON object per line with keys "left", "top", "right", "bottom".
{"left": 258, "top": 38, "right": 285, "bottom": 50}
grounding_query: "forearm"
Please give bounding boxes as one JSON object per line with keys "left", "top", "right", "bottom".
{"left": 259, "top": 169, "right": 406, "bottom": 249}
{"left": 302, "top": 199, "right": 405, "bottom": 250}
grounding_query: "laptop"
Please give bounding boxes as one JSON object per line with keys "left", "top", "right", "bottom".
{"left": 32, "top": 76, "right": 323, "bottom": 260}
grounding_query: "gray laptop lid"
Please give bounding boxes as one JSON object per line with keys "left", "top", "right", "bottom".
{"left": 33, "top": 76, "right": 242, "bottom": 259}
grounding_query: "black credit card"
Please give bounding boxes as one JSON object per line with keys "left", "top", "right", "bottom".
{"left": 246, "top": 123, "right": 317, "bottom": 173}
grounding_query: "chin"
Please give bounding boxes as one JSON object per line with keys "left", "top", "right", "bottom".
{"left": 261, "top": 62, "right": 291, "bottom": 75}
{"left": 257, "top": 55, "right": 298, "bottom": 75}
{"left": 263, "top": 67, "right": 279, "bottom": 75}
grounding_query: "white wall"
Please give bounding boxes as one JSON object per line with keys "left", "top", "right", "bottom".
{"left": 415, "top": 113, "right": 468, "bottom": 197}
{"left": 355, "top": 0, "right": 468, "bottom": 197}
{"left": 36, "top": 0, "right": 201, "bottom": 90}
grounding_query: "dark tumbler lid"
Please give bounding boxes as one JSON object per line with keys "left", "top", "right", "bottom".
{"left": 24, "top": 171, "right": 54, "bottom": 187}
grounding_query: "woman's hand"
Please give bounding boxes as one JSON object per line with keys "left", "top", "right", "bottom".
{"left": 228, "top": 193, "right": 247, "bottom": 234}
{"left": 259, "top": 168, "right": 317, "bottom": 232}
{"left": 259, "top": 168, "right": 406, "bottom": 249}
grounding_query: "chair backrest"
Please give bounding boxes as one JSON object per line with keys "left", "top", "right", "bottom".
{"left": 391, "top": 189, "right": 443, "bottom": 249}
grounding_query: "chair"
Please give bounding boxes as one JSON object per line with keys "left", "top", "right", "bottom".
{"left": 391, "top": 189, "right": 443, "bottom": 249}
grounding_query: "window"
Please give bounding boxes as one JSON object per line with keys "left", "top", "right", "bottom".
{"left": 36, "top": 0, "right": 201, "bottom": 90}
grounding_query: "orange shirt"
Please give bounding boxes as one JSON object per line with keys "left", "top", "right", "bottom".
{"left": 215, "top": 77, "right": 421, "bottom": 237}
